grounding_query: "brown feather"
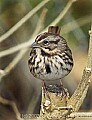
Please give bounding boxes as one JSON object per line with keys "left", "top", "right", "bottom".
{"left": 48, "top": 26, "right": 61, "bottom": 35}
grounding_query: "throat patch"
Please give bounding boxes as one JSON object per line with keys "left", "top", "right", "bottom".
{"left": 41, "top": 50, "right": 50, "bottom": 56}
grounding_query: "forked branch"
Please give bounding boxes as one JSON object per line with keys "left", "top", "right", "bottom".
{"left": 67, "top": 23, "right": 92, "bottom": 112}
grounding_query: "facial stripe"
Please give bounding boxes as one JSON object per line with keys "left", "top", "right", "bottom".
{"left": 35, "top": 33, "right": 48, "bottom": 42}
{"left": 35, "top": 33, "right": 61, "bottom": 43}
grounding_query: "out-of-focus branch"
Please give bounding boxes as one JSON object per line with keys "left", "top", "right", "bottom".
{"left": 62, "top": 14, "right": 92, "bottom": 34}
{"left": 0, "top": 40, "right": 30, "bottom": 58}
{"left": 66, "top": 24, "right": 92, "bottom": 112}
{"left": 32, "top": 8, "right": 48, "bottom": 37}
{"left": 0, "top": 0, "right": 50, "bottom": 43}
{"left": 0, "top": 49, "right": 27, "bottom": 80}
{"left": 0, "top": 0, "right": 77, "bottom": 58}
{"left": 43, "top": 0, "right": 77, "bottom": 32}
{"left": 0, "top": 96, "right": 24, "bottom": 120}
{"left": 0, "top": 8, "right": 48, "bottom": 80}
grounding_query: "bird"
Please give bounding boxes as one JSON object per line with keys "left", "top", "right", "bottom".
{"left": 28, "top": 26, "right": 73, "bottom": 86}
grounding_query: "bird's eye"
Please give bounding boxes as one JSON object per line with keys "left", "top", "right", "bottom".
{"left": 43, "top": 40, "right": 49, "bottom": 45}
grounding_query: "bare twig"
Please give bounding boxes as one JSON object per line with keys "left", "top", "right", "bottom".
{"left": 0, "top": 49, "right": 27, "bottom": 79}
{"left": 0, "top": 0, "right": 50, "bottom": 43}
{"left": 43, "top": 0, "right": 77, "bottom": 32}
{"left": 67, "top": 23, "right": 92, "bottom": 112}
{"left": 32, "top": 8, "right": 48, "bottom": 37}
{"left": 87, "top": 24, "right": 92, "bottom": 68}
{"left": 0, "top": 96, "right": 24, "bottom": 120}
{"left": 0, "top": 38, "right": 30, "bottom": 58}
{"left": 62, "top": 14, "right": 92, "bottom": 34}
{"left": 0, "top": 0, "right": 77, "bottom": 58}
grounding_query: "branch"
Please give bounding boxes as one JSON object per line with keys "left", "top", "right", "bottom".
{"left": 0, "top": 0, "right": 50, "bottom": 43}
{"left": 87, "top": 24, "right": 92, "bottom": 68}
{"left": 43, "top": 0, "right": 77, "bottom": 32}
{"left": 0, "top": 0, "right": 77, "bottom": 58}
{"left": 67, "top": 23, "right": 92, "bottom": 112}
{"left": 0, "top": 8, "right": 48, "bottom": 80}
{"left": 0, "top": 49, "right": 27, "bottom": 80}
{"left": 0, "top": 96, "right": 24, "bottom": 120}
{"left": 40, "top": 86, "right": 68, "bottom": 120}
{"left": 31, "top": 8, "right": 48, "bottom": 38}
{"left": 62, "top": 14, "right": 92, "bottom": 34}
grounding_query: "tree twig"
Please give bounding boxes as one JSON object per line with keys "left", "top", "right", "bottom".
{"left": 0, "top": 49, "right": 27, "bottom": 80}
{"left": 31, "top": 8, "right": 48, "bottom": 38}
{"left": 0, "top": 0, "right": 50, "bottom": 43}
{"left": 87, "top": 24, "right": 92, "bottom": 68}
{"left": 67, "top": 23, "right": 92, "bottom": 112}
{"left": 43, "top": 0, "right": 77, "bottom": 32}
{"left": 62, "top": 14, "right": 92, "bottom": 34}
{"left": 0, "top": 96, "right": 24, "bottom": 120}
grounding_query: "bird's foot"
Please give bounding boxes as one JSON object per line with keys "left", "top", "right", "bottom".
{"left": 42, "top": 80, "right": 70, "bottom": 104}
{"left": 46, "top": 84, "right": 69, "bottom": 103}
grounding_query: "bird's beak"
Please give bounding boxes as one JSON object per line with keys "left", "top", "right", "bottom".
{"left": 31, "top": 42, "right": 39, "bottom": 48}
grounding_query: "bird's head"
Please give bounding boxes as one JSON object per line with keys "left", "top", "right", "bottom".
{"left": 31, "top": 26, "right": 67, "bottom": 55}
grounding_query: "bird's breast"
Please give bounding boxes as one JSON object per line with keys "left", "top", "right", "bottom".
{"left": 29, "top": 49, "right": 73, "bottom": 81}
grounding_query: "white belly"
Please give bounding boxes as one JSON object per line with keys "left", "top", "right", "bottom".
{"left": 34, "top": 55, "right": 71, "bottom": 81}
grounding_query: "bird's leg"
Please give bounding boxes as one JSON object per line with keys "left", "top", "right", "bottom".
{"left": 42, "top": 80, "right": 47, "bottom": 97}
{"left": 59, "top": 80, "right": 70, "bottom": 104}
{"left": 41, "top": 81, "right": 51, "bottom": 114}
{"left": 56, "top": 80, "right": 70, "bottom": 113}
{"left": 42, "top": 80, "right": 50, "bottom": 100}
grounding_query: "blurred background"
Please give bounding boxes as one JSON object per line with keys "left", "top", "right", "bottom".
{"left": 0, "top": 0, "right": 92, "bottom": 119}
